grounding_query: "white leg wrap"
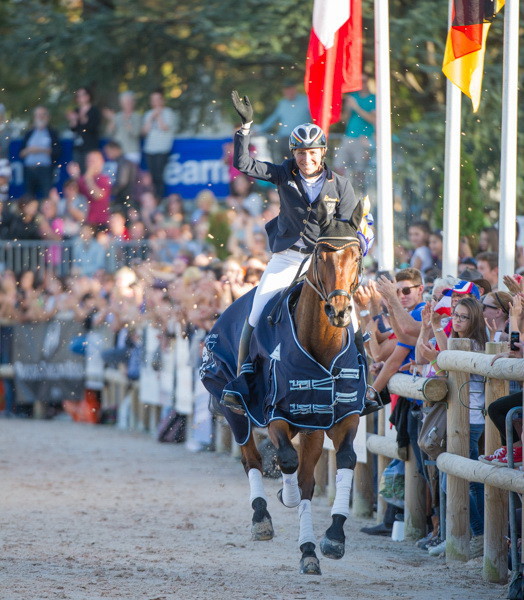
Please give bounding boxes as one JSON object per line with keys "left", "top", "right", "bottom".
{"left": 298, "top": 499, "right": 316, "bottom": 548}
{"left": 282, "top": 470, "right": 301, "bottom": 507}
{"left": 248, "top": 468, "right": 267, "bottom": 504}
{"left": 331, "top": 468, "right": 353, "bottom": 518}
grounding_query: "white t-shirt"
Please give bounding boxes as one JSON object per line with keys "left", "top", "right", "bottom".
{"left": 143, "top": 107, "right": 177, "bottom": 154}
{"left": 410, "top": 245, "right": 433, "bottom": 274}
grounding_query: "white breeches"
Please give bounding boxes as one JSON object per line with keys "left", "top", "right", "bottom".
{"left": 248, "top": 249, "right": 311, "bottom": 327}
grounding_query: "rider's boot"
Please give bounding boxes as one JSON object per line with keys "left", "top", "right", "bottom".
{"left": 221, "top": 320, "right": 254, "bottom": 415}
{"left": 360, "top": 396, "right": 384, "bottom": 416}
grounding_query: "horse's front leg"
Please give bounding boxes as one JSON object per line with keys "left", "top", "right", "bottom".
{"left": 240, "top": 432, "right": 274, "bottom": 541}
{"left": 320, "top": 415, "right": 359, "bottom": 559}
{"left": 268, "top": 420, "right": 301, "bottom": 508}
{"left": 296, "top": 430, "right": 324, "bottom": 575}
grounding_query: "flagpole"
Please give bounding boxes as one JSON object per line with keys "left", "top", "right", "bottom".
{"left": 374, "top": 0, "right": 394, "bottom": 272}
{"left": 442, "top": 0, "right": 462, "bottom": 278}
{"left": 498, "top": 0, "right": 519, "bottom": 288}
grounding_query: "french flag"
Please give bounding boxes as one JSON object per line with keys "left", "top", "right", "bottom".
{"left": 434, "top": 295, "right": 452, "bottom": 316}
{"left": 304, "top": 0, "right": 362, "bottom": 134}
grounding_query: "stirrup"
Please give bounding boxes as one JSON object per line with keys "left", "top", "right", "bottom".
{"left": 360, "top": 397, "right": 384, "bottom": 416}
{"left": 221, "top": 392, "right": 246, "bottom": 416}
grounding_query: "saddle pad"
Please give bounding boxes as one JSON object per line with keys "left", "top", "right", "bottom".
{"left": 200, "top": 284, "right": 366, "bottom": 445}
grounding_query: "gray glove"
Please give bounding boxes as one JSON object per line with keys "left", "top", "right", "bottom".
{"left": 231, "top": 90, "right": 253, "bottom": 125}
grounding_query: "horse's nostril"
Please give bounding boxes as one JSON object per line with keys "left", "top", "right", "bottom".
{"left": 324, "top": 304, "right": 335, "bottom": 318}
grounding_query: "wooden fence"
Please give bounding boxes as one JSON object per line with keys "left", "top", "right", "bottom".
{"left": 364, "top": 338, "right": 524, "bottom": 586}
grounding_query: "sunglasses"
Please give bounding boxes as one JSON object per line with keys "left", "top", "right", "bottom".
{"left": 451, "top": 312, "right": 470, "bottom": 322}
{"left": 397, "top": 284, "right": 420, "bottom": 296}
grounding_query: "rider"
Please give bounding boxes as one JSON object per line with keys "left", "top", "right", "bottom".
{"left": 226, "top": 91, "right": 379, "bottom": 413}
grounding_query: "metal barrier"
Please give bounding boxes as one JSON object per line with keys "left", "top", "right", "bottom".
{"left": 0, "top": 240, "right": 154, "bottom": 276}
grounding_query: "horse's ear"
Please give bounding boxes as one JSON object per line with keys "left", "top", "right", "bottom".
{"left": 316, "top": 201, "right": 331, "bottom": 231}
{"left": 349, "top": 201, "right": 364, "bottom": 231}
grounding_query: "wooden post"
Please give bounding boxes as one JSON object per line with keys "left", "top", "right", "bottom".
{"left": 33, "top": 400, "right": 45, "bottom": 419}
{"left": 352, "top": 414, "right": 374, "bottom": 518}
{"left": 444, "top": 337, "right": 471, "bottom": 562}
{"left": 404, "top": 444, "right": 427, "bottom": 540}
{"left": 376, "top": 409, "right": 389, "bottom": 523}
{"left": 483, "top": 342, "right": 509, "bottom": 582}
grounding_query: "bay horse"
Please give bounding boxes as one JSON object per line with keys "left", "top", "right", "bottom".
{"left": 201, "top": 215, "right": 366, "bottom": 575}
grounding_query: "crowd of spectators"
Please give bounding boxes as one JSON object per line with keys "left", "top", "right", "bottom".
{"left": 352, "top": 225, "right": 524, "bottom": 561}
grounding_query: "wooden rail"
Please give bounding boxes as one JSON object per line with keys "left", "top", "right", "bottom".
{"left": 435, "top": 339, "right": 524, "bottom": 584}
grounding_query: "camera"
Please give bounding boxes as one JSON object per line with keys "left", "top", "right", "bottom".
{"left": 510, "top": 331, "right": 520, "bottom": 351}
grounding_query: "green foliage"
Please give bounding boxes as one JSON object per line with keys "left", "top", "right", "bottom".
{"left": 0, "top": 0, "right": 521, "bottom": 224}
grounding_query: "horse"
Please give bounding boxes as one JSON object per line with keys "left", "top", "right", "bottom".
{"left": 201, "top": 213, "right": 366, "bottom": 576}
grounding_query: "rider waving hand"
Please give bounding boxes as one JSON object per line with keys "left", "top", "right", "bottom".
{"left": 231, "top": 91, "right": 365, "bottom": 366}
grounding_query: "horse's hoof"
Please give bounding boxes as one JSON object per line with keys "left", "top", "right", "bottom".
{"left": 251, "top": 516, "right": 274, "bottom": 541}
{"left": 320, "top": 535, "right": 345, "bottom": 559}
{"left": 220, "top": 393, "right": 246, "bottom": 416}
{"left": 299, "top": 555, "right": 322, "bottom": 575}
{"left": 277, "top": 488, "right": 301, "bottom": 508}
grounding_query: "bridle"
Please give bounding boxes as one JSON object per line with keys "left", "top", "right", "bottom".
{"left": 304, "top": 236, "right": 363, "bottom": 309}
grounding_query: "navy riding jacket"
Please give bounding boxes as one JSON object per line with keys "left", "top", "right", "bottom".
{"left": 233, "top": 130, "right": 360, "bottom": 253}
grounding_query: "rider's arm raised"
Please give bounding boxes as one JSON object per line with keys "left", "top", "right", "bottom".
{"left": 233, "top": 130, "right": 286, "bottom": 184}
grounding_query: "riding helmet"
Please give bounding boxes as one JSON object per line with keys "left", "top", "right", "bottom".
{"left": 289, "top": 123, "right": 327, "bottom": 152}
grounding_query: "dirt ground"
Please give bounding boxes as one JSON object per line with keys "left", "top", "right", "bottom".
{"left": 0, "top": 419, "right": 508, "bottom": 600}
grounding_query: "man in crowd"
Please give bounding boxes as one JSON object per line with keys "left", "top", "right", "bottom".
{"left": 19, "top": 106, "right": 61, "bottom": 199}
{"left": 255, "top": 80, "right": 311, "bottom": 163}
{"left": 103, "top": 140, "right": 137, "bottom": 215}
{"left": 476, "top": 251, "right": 499, "bottom": 291}
{"left": 72, "top": 223, "right": 106, "bottom": 276}
{"left": 141, "top": 89, "right": 177, "bottom": 200}
{"left": 67, "top": 151, "right": 112, "bottom": 230}
{"left": 360, "top": 268, "right": 426, "bottom": 536}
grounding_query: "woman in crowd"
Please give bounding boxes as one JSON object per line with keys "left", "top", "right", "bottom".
{"left": 482, "top": 290, "right": 511, "bottom": 341}
{"left": 421, "top": 297, "right": 487, "bottom": 557}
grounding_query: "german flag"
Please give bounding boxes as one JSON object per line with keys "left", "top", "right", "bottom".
{"left": 442, "top": 0, "right": 504, "bottom": 112}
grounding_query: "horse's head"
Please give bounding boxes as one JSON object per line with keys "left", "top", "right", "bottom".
{"left": 305, "top": 205, "right": 363, "bottom": 328}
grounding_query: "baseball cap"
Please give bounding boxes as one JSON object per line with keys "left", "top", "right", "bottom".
{"left": 443, "top": 280, "right": 481, "bottom": 300}
{"left": 460, "top": 269, "right": 492, "bottom": 294}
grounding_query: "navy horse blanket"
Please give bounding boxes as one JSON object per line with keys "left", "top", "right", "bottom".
{"left": 200, "top": 283, "right": 366, "bottom": 445}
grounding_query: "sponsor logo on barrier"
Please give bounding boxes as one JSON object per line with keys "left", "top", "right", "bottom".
{"left": 165, "top": 154, "right": 229, "bottom": 187}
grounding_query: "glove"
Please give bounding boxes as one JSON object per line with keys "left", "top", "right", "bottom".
{"left": 231, "top": 90, "right": 253, "bottom": 125}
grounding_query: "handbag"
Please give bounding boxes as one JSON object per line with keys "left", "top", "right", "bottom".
{"left": 379, "top": 459, "right": 405, "bottom": 509}
{"left": 417, "top": 402, "right": 447, "bottom": 460}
